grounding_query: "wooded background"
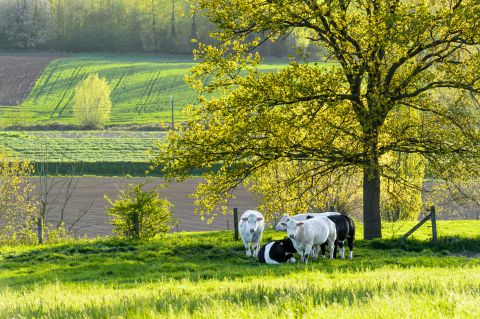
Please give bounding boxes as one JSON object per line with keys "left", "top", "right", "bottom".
{"left": 0, "top": 0, "right": 308, "bottom": 56}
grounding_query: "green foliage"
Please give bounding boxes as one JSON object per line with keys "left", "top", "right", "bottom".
{"left": 0, "top": 0, "right": 300, "bottom": 56}
{"left": 73, "top": 73, "right": 112, "bottom": 128}
{"left": 0, "top": 151, "right": 38, "bottom": 244}
{"left": 105, "top": 183, "right": 173, "bottom": 239}
{"left": 0, "top": 222, "right": 479, "bottom": 318}
{"left": 153, "top": 0, "right": 480, "bottom": 239}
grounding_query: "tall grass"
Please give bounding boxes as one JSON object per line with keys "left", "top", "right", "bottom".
{"left": 1, "top": 221, "right": 479, "bottom": 318}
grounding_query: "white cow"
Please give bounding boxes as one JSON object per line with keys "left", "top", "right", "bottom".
{"left": 239, "top": 210, "right": 265, "bottom": 257}
{"left": 286, "top": 216, "right": 336, "bottom": 263}
{"left": 274, "top": 212, "right": 340, "bottom": 231}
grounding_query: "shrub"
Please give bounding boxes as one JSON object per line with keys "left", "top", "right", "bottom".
{"left": 73, "top": 73, "right": 112, "bottom": 129}
{"left": 0, "top": 150, "right": 38, "bottom": 244}
{"left": 105, "top": 183, "right": 173, "bottom": 239}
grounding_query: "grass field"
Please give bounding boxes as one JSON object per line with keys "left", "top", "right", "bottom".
{"left": 1, "top": 221, "right": 479, "bottom": 318}
{"left": 0, "top": 53, "right": 291, "bottom": 127}
{"left": 0, "top": 130, "right": 167, "bottom": 175}
{"left": 0, "top": 131, "right": 163, "bottom": 162}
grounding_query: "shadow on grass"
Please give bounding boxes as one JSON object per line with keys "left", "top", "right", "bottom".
{"left": 1, "top": 231, "right": 479, "bottom": 289}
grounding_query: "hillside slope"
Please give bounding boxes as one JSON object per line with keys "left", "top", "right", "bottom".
{"left": 0, "top": 53, "right": 65, "bottom": 106}
{"left": 2, "top": 53, "right": 198, "bottom": 126}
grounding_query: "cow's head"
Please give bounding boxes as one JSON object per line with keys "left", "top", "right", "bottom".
{"left": 287, "top": 219, "right": 304, "bottom": 240}
{"left": 241, "top": 213, "right": 263, "bottom": 238}
{"left": 274, "top": 214, "right": 290, "bottom": 231}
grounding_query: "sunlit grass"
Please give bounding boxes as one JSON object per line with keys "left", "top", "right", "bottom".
{"left": 1, "top": 221, "right": 479, "bottom": 318}
{"left": 0, "top": 53, "right": 304, "bottom": 126}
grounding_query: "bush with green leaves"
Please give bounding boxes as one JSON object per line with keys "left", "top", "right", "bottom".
{"left": 105, "top": 183, "right": 173, "bottom": 239}
{"left": 0, "top": 151, "right": 38, "bottom": 244}
{"left": 73, "top": 73, "right": 112, "bottom": 129}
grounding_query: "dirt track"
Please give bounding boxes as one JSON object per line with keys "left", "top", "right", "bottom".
{"left": 0, "top": 53, "right": 65, "bottom": 105}
{"left": 35, "top": 177, "right": 261, "bottom": 238}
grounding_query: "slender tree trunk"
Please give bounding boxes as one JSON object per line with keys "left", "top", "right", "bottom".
{"left": 363, "top": 130, "right": 382, "bottom": 239}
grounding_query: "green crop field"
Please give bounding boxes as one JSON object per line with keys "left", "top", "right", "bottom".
{"left": 0, "top": 53, "right": 293, "bottom": 127}
{"left": 0, "top": 131, "right": 163, "bottom": 163}
{"left": 1, "top": 220, "right": 479, "bottom": 318}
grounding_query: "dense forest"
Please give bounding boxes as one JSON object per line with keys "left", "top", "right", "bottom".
{"left": 0, "top": 0, "right": 302, "bottom": 56}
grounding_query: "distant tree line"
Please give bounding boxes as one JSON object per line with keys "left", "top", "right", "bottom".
{"left": 0, "top": 0, "right": 305, "bottom": 56}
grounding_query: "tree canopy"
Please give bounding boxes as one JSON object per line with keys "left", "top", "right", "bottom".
{"left": 153, "top": 0, "right": 480, "bottom": 239}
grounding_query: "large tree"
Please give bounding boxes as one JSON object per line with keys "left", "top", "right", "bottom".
{"left": 153, "top": 0, "right": 480, "bottom": 239}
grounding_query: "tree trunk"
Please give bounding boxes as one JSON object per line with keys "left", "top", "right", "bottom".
{"left": 363, "top": 163, "right": 382, "bottom": 239}
{"left": 363, "top": 130, "right": 382, "bottom": 239}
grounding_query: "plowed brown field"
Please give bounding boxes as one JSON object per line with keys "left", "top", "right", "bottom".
{"left": 0, "top": 53, "right": 66, "bottom": 105}
{"left": 34, "top": 177, "right": 261, "bottom": 238}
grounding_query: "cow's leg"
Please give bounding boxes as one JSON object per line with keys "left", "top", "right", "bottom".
{"left": 347, "top": 236, "right": 354, "bottom": 259}
{"left": 242, "top": 237, "right": 251, "bottom": 257}
{"left": 328, "top": 239, "right": 335, "bottom": 259}
{"left": 304, "top": 243, "right": 313, "bottom": 264}
{"left": 338, "top": 241, "right": 345, "bottom": 259}
{"left": 320, "top": 243, "right": 326, "bottom": 259}
{"left": 252, "top": 242, "right": 260, "bottom": 257}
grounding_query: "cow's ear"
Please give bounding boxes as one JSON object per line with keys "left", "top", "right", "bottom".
{"left": 257, "top": 217, "right": 263, "bottom": 221}
{"left": 284, "top": 214, "right": 290, "bottom": 218}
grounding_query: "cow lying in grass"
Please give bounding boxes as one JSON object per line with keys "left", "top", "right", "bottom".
{"left": 239, "top": 210, "right": 265, "bottom": 257}
{"left": 286, "top": 216, "right": 336, "bottom": 263}
{"left": 307, "top": 214, "right": 355, "bottom": 259}
{"left": 258, "top": 237, "right": 297, "bottom": 264}
{"left": 274, "top": 212, "right": 340, "bottom": 231}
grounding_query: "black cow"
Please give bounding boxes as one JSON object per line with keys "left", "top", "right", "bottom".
{"left": 307, "top": 214, "right": 355, "bottom": 259}
{"left": 258, "top": 237, "right": 297, "bottom": 264}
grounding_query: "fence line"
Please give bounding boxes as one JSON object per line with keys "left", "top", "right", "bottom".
{"left": 400, "top": 206, "right": 437, "bottom": 242}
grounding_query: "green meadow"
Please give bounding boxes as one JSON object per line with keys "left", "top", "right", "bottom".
{"left": 1, "top": 220, "right": 479, "bottom": 318}
{"left": 0, "top": 53, "right": 292, "bottom": 127}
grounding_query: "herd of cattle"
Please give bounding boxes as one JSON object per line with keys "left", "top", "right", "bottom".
{"left": 238, "top": 210, "right": 356, "bottom": 264}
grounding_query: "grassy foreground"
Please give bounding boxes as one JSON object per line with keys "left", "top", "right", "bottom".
{"left": 1, "top": 221, "right": 479, "bottom": 318}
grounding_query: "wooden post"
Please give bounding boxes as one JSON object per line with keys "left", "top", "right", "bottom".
{"left": 400, "top": 213, "right": 432, "bottom": 240}
{"left": 170, "top": 95, "right": 174, "bottom": 130}
{"left": 37, "top": 217, "right": 43, "bottom": 244}
{"left": 227, "top": 219, "right": 230, "bottom": 231}
{"left": 176, "top": 222, "right": 179, "bottom": 232}
{"left": 430, "top": 206, "right": 437, "bottom": 243}
{"left": 329, "top": 205, "right": 335, "bottom": 212}
{"left": 233, "top": 208, "right": 239, "bottom": 241}
{"left": 133, "top": 212, "right": 139, "bottom": 239}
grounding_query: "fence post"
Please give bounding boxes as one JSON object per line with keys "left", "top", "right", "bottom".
{"left": 430, "top": 206, "right": 437, "bottom": 243}
{"left": 227, "top": 219, "right": 230, "bottom": 231}
{"left": 170, "top": 95, "right": 174, "bottom": 130}
{"left": 37, "top": 217, "right": 43, "bottom": 244}
{"left": 233, "top": 208, "right": 239, "bottom": 241}
{"left": 133, "top": 212, "right": 139, "bottom": 239}
{"left": 329, "top": 205, "right": 335, "bottom": 212}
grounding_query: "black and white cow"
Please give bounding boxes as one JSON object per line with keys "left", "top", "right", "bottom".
{"left": 258, "top": 237, "right": 297, "bottom": 264}
{"left": 307, "top": 214, "right": 355, "bottom": 259}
